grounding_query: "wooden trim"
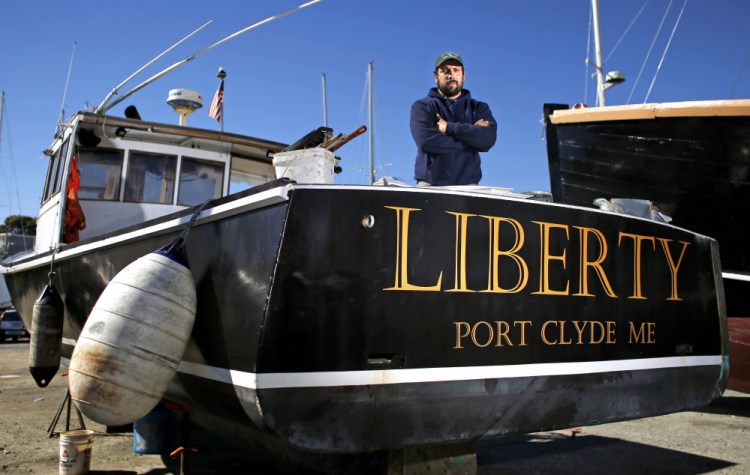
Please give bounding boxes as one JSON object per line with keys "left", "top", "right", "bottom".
{"left": 549, "top": 99, "right": 750, "bottom": 124}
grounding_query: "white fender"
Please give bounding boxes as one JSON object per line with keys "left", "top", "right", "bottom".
{"left": 69, "top": 251, "right": 196, "bottom": 426}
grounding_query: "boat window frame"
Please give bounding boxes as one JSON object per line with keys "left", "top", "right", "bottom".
{"left": 41, "top": 138, "right": 70, "bottom": 204}
{"left": 75, "top": 146, "right": 125, "bottom": 201}
{"left": 176, "top": 155, "right": 226, "bottom": 206}
{"left": 124, "top": 150, "right": 178, "bottom": 205}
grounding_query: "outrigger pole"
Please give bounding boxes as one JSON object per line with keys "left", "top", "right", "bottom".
{"left": 95, "top": 20, "right": 214, "bottom": 113}
{"left": 99, "top": 0, "right": 325, "bottom": 114}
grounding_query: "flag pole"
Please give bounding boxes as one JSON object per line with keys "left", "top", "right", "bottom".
{"left": 217, "top": 68, "right": 226, "bottom": 132}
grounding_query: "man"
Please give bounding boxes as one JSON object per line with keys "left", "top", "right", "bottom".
{"left": 410, "top": 52, "right": 497, "bottom": 186}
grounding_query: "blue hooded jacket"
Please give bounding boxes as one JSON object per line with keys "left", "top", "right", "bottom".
{"left": 410, "top": 88, "right": 497, "bottom": 185}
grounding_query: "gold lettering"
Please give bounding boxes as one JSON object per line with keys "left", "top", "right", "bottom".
{"left": 574, "top": 226, "right": 617, "bottom": 298}
{"left": 446, "top": 212, "right": 476, "bottom": 292}
{"left": 541, "top": 320, "right": 557, "bottom": 345}
{"left": 619, "top": 232, "right": 656, "bottom": 299}
{"left": 657, "top": 238, "right": 689, "bottom": 301}
{"left": 606, "top": 321, "right": 616, "bottom": 343}
{"left": 495, "top": 321, "right": 512, "bottom": 346}
{"left": 589, "top": 321, "right": 605, "bottom": 344}
{"left": 628, "top": 321, "right": 656, "bottom": 344}
{"left": 532, "top": 221, "right": 570, "bottom": 295}
{"left": 480, "top": 216, "right": 529, "bottom": 293}
{"left": 572, "top": 320, "right": 588, "bottom": 344}
{"left": 453, "top": 322, "right": 471, "bottom": 349}
{"left": 515, "top": 321, "right": 531, "bottom": 346}
{"left": 384, "top": 206, "right": 443, "bottom": 291}
{"left": 472, "top": 321, "right": 494, "bottom": 347}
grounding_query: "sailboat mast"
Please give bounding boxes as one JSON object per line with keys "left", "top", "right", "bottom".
{"left": 591, "top": 0, "right": 607, "bottom": 106}
{"left": 0, "top": 91, "right": 4, "bottom": 152}
{"left": 368, "top": 61, "right": 374, "bottom": 185}
{"left": 322, "top": 73, "right": 328, "bottom": 127}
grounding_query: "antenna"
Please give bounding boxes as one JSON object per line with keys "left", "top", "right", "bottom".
{"left": 100, "top": 0, "right": 325, "bottom": 114}
{"left": 167, "top": 89, "right": 203, "bottom": 126}
{"left": 57, "top": 42, "right": 77, "bottom": 134}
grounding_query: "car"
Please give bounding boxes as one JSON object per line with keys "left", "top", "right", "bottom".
{"left": 0, "top": 308, "right": 29, "bottom": 342}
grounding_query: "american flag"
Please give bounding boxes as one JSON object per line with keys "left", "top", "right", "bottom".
{"left": 208, "top": 80, "right": 224, "bottom": 122}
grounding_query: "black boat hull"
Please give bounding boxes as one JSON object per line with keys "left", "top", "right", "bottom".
{"left": 544, "top": 102, "right": 750, "bottom": 317}
{"left": 2, "top": 183, "right": 728, "bottom": 453}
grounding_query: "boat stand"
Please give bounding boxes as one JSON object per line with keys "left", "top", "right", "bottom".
{"left": 47, "top": 388, "right": 86, "bottom": 438}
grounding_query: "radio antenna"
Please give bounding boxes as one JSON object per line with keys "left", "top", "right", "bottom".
{"left": 56, "top": 42, "right": 77, "bottom": 134}
{"left": 95, "top": 19, "right": 213, "bottom": 113}
{"left": 100, "top": 0, "right": 324, "bottom": 114}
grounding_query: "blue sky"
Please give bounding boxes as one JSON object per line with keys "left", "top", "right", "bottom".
{"left": 1, "top": 0, "right": 748, "bottom": 218}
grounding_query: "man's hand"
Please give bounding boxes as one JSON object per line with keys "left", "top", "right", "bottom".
{"left": 436, "top": 115, "right": 491, "bottom": 134}
{"left": 435, "top": 114, "right": 448, "bottom": 133}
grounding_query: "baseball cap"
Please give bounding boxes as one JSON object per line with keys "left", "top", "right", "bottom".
{"left": 435, "top": 52, "right": 464, "bottom": 70}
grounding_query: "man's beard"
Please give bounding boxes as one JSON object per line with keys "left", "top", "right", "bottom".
{"left": 438, "top": 81, "right": 462, "bottom": 98}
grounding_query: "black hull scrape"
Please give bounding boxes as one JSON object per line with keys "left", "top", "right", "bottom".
{"left": 2, "top": 184, "right": 727, "bottom": 454}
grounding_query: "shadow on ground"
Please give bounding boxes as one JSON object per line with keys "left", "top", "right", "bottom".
{"left": 476, "top": 432, "right": 735, "bottom": 475}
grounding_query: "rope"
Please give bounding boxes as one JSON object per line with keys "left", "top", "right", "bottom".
{"left": 644, "top": 0, "right": 688, "bottom": 103}
{"left": 627, "top": 0, "right": 674, "bottom": 104}
{"left": 730, "top": 45, "right": 750, "bottom": 99}
{"left": 605, "top": 0, "right": 651, "bottom": 63}
{"left": 584, "top": 5, "right": 592, "bottom": 104}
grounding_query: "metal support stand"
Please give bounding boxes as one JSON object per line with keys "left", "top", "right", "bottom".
{"left": 48, "top": 388, "right": 86, "bottom": 438}
{"left": 168, "top": 405, "right": 195, "bottom": 475}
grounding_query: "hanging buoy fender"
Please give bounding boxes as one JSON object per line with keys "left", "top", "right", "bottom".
{"left": 69, "top": 238, "right": 197, "bottom": 427}
{"left": 29, "top": 284, "right": 64, "bottom": 388}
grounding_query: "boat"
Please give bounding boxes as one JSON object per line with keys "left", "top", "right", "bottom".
{"left": 0, "top": 4, "right": 730, "bottom": 472}
{"left": 0, "top": 92, "right": 35, "bottom": 310}
{"left": 543, "top": 0, "right": 749, "bottom": 395}
{"left": 0, "top": 233, "right": 34, "bottom": 309}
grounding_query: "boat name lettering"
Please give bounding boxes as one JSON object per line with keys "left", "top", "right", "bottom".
{"left": 452, "top": 320, "right": 657, "bottom": 348}
{"left": 383, "top": 206, "right": 689, "bottom": 300}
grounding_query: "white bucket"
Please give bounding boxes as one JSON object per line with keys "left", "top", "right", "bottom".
{"left": 59, "top": 429, "right": 94, "bottom": 475}
{"left": 272, "top": 148, "right": 335, "bottom": 184}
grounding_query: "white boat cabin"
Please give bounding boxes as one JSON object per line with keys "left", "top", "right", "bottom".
{"left": 36, "top": 112, "right": 284, "bottom": 252}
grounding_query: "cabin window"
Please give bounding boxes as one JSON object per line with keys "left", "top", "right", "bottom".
{"left": 177, "top": 157, "right": 224, "bottom": 206}
{"left": 125, "top": 151, "right": 176, "bottom": 204}
{"left": 42, "top": 138, "right": 70, "bottom": 202}
{"left": 77, "top": 149, "right": 123, "bottom": 200}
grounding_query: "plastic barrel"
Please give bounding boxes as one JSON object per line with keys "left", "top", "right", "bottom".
{"left": 133, "top": 403, "right": 181, "bottom": 454}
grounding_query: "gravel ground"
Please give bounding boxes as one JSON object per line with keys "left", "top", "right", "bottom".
{"left": 1, "top": 341, "right": 748, "bottom": 474}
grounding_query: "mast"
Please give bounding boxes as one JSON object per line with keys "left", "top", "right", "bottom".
{"left": 322, "top": 73, "right": 328, "bottom": 127}
{"left": 368, "top": 61, "right": 374, "bottom": 185}
{"left": 0, "top": 91, "right": 4, "bottom": 149}
{"left": 591, "top": 0, "right": 607, "bottom": 106}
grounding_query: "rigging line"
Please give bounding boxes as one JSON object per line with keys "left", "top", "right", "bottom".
{"left": 0, "top": 95, "right": 27, "bottom": 225}
{"left": 584, "top": 4, "right": 592, "bottom": 104}
{"left": 644, "top": 0, "right": 687, "bottom": 103}
{"left": 626, "top": 0, "right": 674, "bottom": 104}
{"left": 605, "top": 0, "right": 651, "bottom": 63}
{"left": 729, "top": 44, "right": 750, "bottom": 99}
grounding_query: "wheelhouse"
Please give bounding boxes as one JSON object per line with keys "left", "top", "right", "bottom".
{"left": 36, "top": 112, "right": 285, "bottom": 251}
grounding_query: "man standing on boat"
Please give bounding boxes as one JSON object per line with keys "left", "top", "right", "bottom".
{"left": 410, "top": 52, "right": 497, "bottom": 186}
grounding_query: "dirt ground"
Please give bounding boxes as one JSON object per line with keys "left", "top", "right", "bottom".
{"left": 1, "top": 340, "right": 749, "bottom": 474}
